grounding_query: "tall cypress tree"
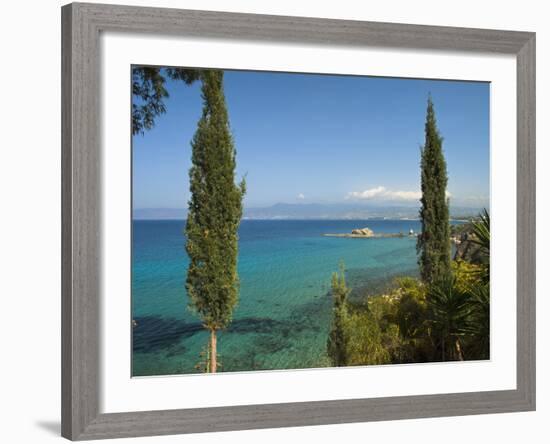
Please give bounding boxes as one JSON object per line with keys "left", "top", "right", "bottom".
{"left": 185, "top": 70, "right": 246, "bottom": 373}
{"left": 417, "top": 97, "right": 451, "bottom": 284}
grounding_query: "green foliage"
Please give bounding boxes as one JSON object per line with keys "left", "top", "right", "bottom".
{"left": 325, "top": 266, "right": 489, "bottom": 365}
{"left": 374, "top": 279, "right": 433, "bottom": 363}
{"left": 327, "top": 265, "right": 391, "bottom": 367}
{"left": 395, "top": 278, "right": 428, "bottom": 340}
{"left": 452, "top": 260, "right": 484, "bottom": 293}
{"left": 132, "top": 67, "right": 169, "bottom": 136}
{"left": 417, "top": 97, "right": 452, "bottom": 284}
{"left": 346, "top": 310, "right": 391, "bottom": 366}
{"left": 132, "top": 66, "right": 201, "bottom": 135}
{"left": 366, "top": 294, "right": 398, "bottom": 329}
{"left": 185, "top": 70, "right": 246, "bottom": 332}
{"left": 462, "top": 283, "right": 490, "bottom": 359}
{"left": 327, "top": 264, "right": 351, "bottom": 366}
{"left": 165, "top": 67, "right": 202, "bottom": 85}
{"left": 470, "top": 209, "right": 490, "bottom": 253}
{"left": 349, "top": 289, "right": 409, "bottom": 365}
{"left": 451, "top": 256, "right": 490, "bottom": 360}
{"left": 426, "top": 274, "right": 472, "bottom": 361}
{"left": 469, "top": 209, "right": 490, "bottom": 284}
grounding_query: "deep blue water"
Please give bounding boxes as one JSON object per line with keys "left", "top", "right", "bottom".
{"left": 132, "top": 219, "right": 423, "bottom": 376}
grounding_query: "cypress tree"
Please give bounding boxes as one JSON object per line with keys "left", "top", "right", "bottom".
{"left": 327, "top": 263, "right": 350, "bottom": 366}
{"left": 185, "top": 70, "right": 246, "bottom": 373}
{"left": 417, "top": 97, "right": 451, "bottom": 284}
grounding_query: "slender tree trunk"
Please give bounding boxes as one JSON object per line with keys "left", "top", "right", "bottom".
{"left": 210, "top": 329, "right": 217, "bottom": 373}
{"left": 441, "top": 335, "right": 446, "bottom": 361}
{"left": 455, "top": 338, "right": 464, "bottom": 361}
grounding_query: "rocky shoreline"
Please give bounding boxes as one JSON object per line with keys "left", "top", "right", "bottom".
{"left": 323, "top": 227, "right": 417, "bottom": 239}
{"left": 323, "top": 224, "right": 477, "bottom": 259}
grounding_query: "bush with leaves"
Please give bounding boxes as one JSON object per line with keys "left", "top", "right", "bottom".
{"left": 452, "top": 259, "right": 485, "bottom": 293}
{"left": 346, "top": 310, "right": 391, "bottom": 366}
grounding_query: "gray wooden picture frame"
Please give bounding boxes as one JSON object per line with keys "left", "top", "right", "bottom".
{"left": 61, "top": 2, "right": 536, "bottom": 440}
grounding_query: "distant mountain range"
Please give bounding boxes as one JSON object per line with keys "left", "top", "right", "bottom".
{"left": 133, "top": 203, "right": 485, "bottom": 220}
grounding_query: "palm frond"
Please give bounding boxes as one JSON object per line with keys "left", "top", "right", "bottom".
{"left": 469, "top": 208, "right": 490, "bottom": 254}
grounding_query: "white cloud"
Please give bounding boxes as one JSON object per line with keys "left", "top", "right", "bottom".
{"left": 347, "top": 186, "right": 452, "bottom": 202}
{"left": 297, "top": 193, "right": 305, "bottom": 200}
{"left": 347, "top": 186, "right": 387, "bottom": 199}
{"left": 346, "top": 186, "right": 420, "bottom": 201}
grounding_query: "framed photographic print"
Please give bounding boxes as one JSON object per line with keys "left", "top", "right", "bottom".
{"left": 61, "top": 2, "right": 536, "bottom": 440}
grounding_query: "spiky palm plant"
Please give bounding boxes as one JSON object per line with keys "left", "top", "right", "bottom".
{"left": 462, "top": 283, "right": 490, "bottom": 360}
{"left": 427, "top": 275, "right": 473, "bottom": 361}
{"left": 469, "top": 209, "right": 490, "bottom": 284}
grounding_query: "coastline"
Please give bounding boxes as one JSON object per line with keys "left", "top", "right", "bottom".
{"left": 323, "top": 232, "right": 415, "bottom": 239}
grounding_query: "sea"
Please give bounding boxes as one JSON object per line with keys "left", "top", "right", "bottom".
{"left": 132, "top": 219, "right": 425, "bottom": 376}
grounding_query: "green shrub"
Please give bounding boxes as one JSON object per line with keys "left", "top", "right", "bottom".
{"left": 346, "top": 311, "right": 391, "bottom": 366}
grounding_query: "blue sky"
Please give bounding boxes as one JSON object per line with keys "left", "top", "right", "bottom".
{"left": 132, "top": 69, "right": 489, "bottom": 209}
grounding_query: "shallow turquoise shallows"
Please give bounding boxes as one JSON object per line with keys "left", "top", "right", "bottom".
{"left": 132, "top": 219, "right": 423, "bottom": 376}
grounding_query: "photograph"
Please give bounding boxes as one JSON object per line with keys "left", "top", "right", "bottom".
{"left": 1, "top": 1, "right": 541, "bottom": 442}
{"left": 131, "top": 66, "right": 490, "bottom": 376}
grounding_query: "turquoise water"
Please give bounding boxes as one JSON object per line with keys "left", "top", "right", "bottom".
{"left": 132, "top": 219, "right": 422, "bottom": 376}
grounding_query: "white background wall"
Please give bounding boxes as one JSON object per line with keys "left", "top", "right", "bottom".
{"left": 0, "top": 0, "right": 546, "bottom": 442}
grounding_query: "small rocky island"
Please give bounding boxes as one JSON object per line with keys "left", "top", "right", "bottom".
{"left": 323, "top": 227, "right": 416, "bottom": 239}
